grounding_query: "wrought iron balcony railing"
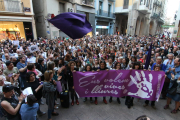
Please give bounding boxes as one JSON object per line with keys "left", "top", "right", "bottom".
{"left": 96, "top": 10, "right": 115, "bottom": 18}
{"left": 108, "top": 0, "right": 115, "bottom": 2}
{"left": 81, "top": 0, "right": 94, "bottom": 6}
{"left": 0, "top": 0, "right": 24, "bottom": 13}
{"left": 153, "top": 0, "right": 162, "bottom": 7}
{"left": 151, "top": 12, "right": 160, "bottom": 19}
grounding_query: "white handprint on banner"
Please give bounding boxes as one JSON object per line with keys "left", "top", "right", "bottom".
{"left": 127, "top": 71, "right": 153, "bottom": 98}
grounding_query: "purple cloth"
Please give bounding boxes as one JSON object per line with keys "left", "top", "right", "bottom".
{"left": 73, "top": 70, "right": 165, "bottom": 101}
{"left": 48, "top": 12, "right": 93, "bottom": 39}
{"left": 56, "top": 81, "right": 62, "bottom": 93}
{"left": 144, "top": 43, "right": 152, "bottom": 69}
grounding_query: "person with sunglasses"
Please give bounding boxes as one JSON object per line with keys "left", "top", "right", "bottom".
{"left": 1, "top": 85, "right": 26, "bottom": 120}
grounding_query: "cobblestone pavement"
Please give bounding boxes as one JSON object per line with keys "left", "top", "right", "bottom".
{"left": 37, "top": 97, "right": 180, "bottom": 120}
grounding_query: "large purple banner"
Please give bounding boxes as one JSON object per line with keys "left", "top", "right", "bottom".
{"left": 73, "top": 70, "right": 165, "bottom": 101}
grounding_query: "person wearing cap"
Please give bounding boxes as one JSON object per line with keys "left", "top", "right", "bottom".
{"left": 151, "top": 56, "right": 166, "bottom": 72}
{"left": 0, "top": 85, "right": 26, "bottom": 120}
{"left": 20, "top": 95, "right": 39, "bottom": 120}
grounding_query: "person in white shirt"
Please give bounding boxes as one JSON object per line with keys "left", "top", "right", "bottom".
{"left": 27, "top": 52, "right": 36, "bottom": 63}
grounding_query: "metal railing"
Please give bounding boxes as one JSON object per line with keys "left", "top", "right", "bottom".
{"left": 81, "top": 0, "right": 94, "bottom": 6}
{"left": 151, "top": 12, "right": 160, "bottom": 19}
{"left": 108, "top": 0, "right": 115, "bottom": 2}
{"left": 0, "top": 0, "right": 23, "bottom": 13}
{"left": 153, "top": 0, "right": 162, "bottom": 7}
{"left": 158, "top": 17, "right": 164, "bottom": 24}
{"left": 96, "top": 10, "right": 115, "bottom": 18}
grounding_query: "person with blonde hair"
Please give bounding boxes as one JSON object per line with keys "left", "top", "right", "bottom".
{"left": 43, "top": 70, "right": 60, "bottom": 120}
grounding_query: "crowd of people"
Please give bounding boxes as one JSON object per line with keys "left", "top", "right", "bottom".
{"left": 0, "top": 34, "right": 180, "bottom": 120}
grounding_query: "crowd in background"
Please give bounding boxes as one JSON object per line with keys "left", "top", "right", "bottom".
{"left": 0, "top": 34, "right": 180, "bottom": 120}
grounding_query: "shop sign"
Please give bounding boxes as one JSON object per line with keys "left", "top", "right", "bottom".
{"left": 96, "top": 26, "right": 109, "bottom": 29}
{"left": 28, "top": 45, "right": 39, "bottom": 53}
{"left": 24, "top": 7, "right": 31, "bottom": 12}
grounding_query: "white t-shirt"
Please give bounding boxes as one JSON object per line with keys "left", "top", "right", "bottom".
{"left": 27, "top": 57, "right": 36, "bottom": 63}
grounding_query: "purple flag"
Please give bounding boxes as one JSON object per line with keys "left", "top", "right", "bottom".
{"left": 56, "top": 81, "right": 62, "bottom": 93}
{"left": 73, "top": 70, "right": 165, "bottom": 101}
{"left": 144, "top": 43, "right": 152, "bottom": 69}
{"left": 48, "top": 12, "right": 93, "bottom": 39}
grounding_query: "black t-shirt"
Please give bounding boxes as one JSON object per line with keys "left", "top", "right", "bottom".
{"left": 36, "top": 63, "right": 47, "bottom": 81}
{"left": 24, "top": 79, "right": 42, "bottom": 100}
{"left": 67, "top": 68, "right": 78, "bottom": 88}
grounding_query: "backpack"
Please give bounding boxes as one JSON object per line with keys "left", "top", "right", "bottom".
{"left": 167, "top": 80, "right": 178, "bottom": 95}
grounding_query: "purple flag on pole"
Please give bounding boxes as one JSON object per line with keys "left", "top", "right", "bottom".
{"left": 48, "top": 12, "right": 93, "bottom": 39}
{"left": 144, "top": 43, "right": 152, "bottom": 69}
{"left": 73, "top": 70, "right": 165, "bottom": 101}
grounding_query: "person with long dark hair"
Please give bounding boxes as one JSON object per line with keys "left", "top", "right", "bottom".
{"left": 67, "top": 61, "right": 79, "bottom": 106}
{"left": 93, "top": 58, "right": 100, "bottom": 71}
{"left": 36, "top": 58, "right": 47, "bottom": 81}
{"left": 83, "top": 64, "right": 93, "bottom": 103}
{"left": 125, "top": 62, "right": 141, "bottom": 109}
{"left": 109, "top": 62, "right": 121, "bottom": 104}
{"left": 94, "top": 60, "right": 108, "bottom": 105}
{"left": 25, "top": 71, "right": 45, "bottom": 116}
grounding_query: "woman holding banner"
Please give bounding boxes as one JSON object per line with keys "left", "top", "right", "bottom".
{"left": 109, "top": 62, "right": 121, "bottom": 104}
{"left": 143, "top": 64, "right": 161, "bottom": 109}
{"left": 67, "top": 61, "right": 79, "bottom": 106}
{"left": 95, "top": 60, "right": 108, "bottom": 105}
{"left": 83, "top": 64, "right": 93, "bottom": 103}
{"left": 125, "top": 62, "right": 141, "bottom": 108}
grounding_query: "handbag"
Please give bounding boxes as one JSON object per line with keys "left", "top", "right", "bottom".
{"left": 167, "top": 80, "right": 178, "bottom": 95}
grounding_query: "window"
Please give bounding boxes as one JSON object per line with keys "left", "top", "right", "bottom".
{"left": 85, "top": 12, "right": 89, "bottom": 21}
{"left": 99, "top": 1, "right": 103, "bottom": 15}
{"left": 59, "top": 2, "right": 65, "bottom": 13}
{"left": 123, "top": 0, "right": 129, "bottom": 9}
{"left": 146, "top": 0, "right": 149, "bottom": 7}
{"left": 108, "top": 4, "right": 111, "bottom": 17}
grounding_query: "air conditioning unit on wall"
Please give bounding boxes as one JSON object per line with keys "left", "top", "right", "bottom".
{"left": 68, "top": 8, "right": 74, "bottom": 12}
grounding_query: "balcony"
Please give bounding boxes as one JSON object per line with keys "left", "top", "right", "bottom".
{"left": 96, "top": 10, "right": 115, "bottom": 18}
{"left": 0, "top": 0, "right": 24, "bottom": 13}
{"left": 108, "top": 0, "right": 115, "bottom": 2}
{"left": 151, "top": 12, "right": 160, "bottom": 19}
{"left": 81, "top": 0, "right": 94, "bottom": 7}
{"left": 158, "top": 17, "right": 164, "bottom": 24}
{"left": 138, "top": 0, "right": 151, "bottom": 14}
{"left": 153, "top": 1, "right": 162, "bottom": 7}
